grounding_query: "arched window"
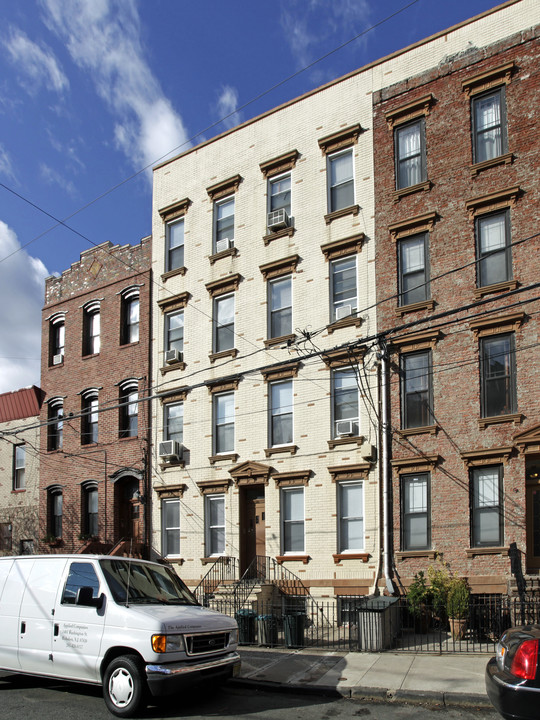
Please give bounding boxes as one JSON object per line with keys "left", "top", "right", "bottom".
{"left": 47, "top": 398, "right": 64, "bottom": 451}
{"left": 120, "top": 287, "right": 140, "bottom": 345}
{"left": 82, "top": 301, "right": 100, "bottom": 355}
{"left": 82, "top": 481, "right": 99, "bottom": 537}
{"left": 81, "top": 389, "right": 99, "bottom": 445}
{"left": 119, "top": 380, "right": 138, "bottom": 438}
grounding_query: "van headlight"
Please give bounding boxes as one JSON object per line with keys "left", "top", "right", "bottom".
{"left": 229, "top": 628, "right": 238, "bottom": 645}
{"left": 151, "top": 634, "right": 185, "bottom": 653}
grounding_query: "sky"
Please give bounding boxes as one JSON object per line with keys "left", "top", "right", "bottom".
{"left": 0, "top": 0, "right": 508, "bottom": 394}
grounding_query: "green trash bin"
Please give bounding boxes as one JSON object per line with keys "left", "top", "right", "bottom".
{"left": 257, "top": 614, "right": 278, "bottom": 646}
{"left": 283, "top": 612, "right": 306, "bottom": 648}
{"left": 235, "top": 609, "right": 257, "bottom": 644}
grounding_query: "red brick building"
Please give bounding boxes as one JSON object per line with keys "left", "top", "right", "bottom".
{"left": 373, "top": 25, "right": 540, "bottom": 596}
{"left": 39, "top": 239, "right": 152, "bottom": 556}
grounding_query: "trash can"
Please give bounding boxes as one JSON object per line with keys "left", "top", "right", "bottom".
{"left": 283, "top": 612, "right": 306, "bottom": 648}
{"left": 257, "top": 614, "right": 278, "bottom": 646}
{"left": 356, "top": 597, "right": 400, "bottom": 651}
{"left": 235, "top": 609, "right": 257, "bottom": 644}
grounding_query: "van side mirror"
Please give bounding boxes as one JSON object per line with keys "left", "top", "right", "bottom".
{"left": 76, "top": 586, "right": 105, "bottom": 609}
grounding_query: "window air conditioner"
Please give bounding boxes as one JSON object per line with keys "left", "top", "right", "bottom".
{"left": 335, "top": 419, "right": 355, "bottom": 437}
{"left": 52, "top": 353, "right": 64, "bottom": 366}
{"left": 335, "top": 304, "right": 353, "bottom": 320}
{"left": 165, "top": 349, "right": 183, "bottom": 365}
{"left": 158, "top": 440, "right": 183, "bottom": 460}
{"left": 215, "top": 237, "right": 233, "bottom": 254}
{"left": 267, "top": 208, "right": 290, "bottom": 230}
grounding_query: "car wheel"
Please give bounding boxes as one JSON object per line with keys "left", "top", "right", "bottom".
{"left": 103, "top": 655, "right": 147, "bottom": 717}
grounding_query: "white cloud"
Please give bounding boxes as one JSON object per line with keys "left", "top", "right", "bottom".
{"left": 0, "top": 221, "right": 49, "bottom": 394}
{"left": 4, "top": 28, "right": 69, "bottom": 94}
{"left": 215, "top": 85, "right": 243, "bottom": 131}
{"left": 41, "top": 0, "right": 189, "bottom": 173}
{"left": 40, "top": 163, "right": 77, "bottom": 197}
{"left": 0, "top": 144, "right": 16, "bottom": 183}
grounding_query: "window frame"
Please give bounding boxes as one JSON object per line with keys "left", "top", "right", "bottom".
{"left": 82, "top": 483, "right": 98, "bottom": 537}
{"left": 330, "top": 254, "right": 358, "bottom": 322}
{"left": 213, "top": 294, "right": 235, "bottom": 354}
{"left": 47, "top": 400, "right": 64, "bottom": 451}
{"left": 401, "top": 472, "right": 431, "bottom": 551}
{"left": 268, "top": 275, "right": 292, "bottom": 340}
{"left": 49, "top": 315, "right": 65, "bottom": 365}
{"left": 332, "top": 367, "right": 360, "bottom": 438}
{"left": 119, "top": 382, "right": 138, "bottom": 439}
{"left": 48, "top": 488, "right": 63, "bottom": 538}
{"left": 394, "top": 117, "right": 427, "bottom": 190}
{"left": 480, "top": 333, "right": 516, "bottom": 418}
{"left": 400, "top": 349, "right": 433, "bottom": 430}
{"left": 268, "top": 172, "right": 292, "bottom": 216}
{"left": 213, "top": 391, "right": 234, "bottom": 455}
{"left": 121, "top": 292, "right": 140, "bottom": 345}
{"left": 165, "top": 216, "right": 185, "bottom": 272}
{"left": 164, "top": 309, "right": 184, "bottom": 354}
{"left": 213, "top": 195, "right": 235, "bottom": 252}
{"left": 471, "top": 465, "right": 503, "bottom": 547}
{"left": 398, "top": 232, "right": 430, "bottom": 307}
{"left": 476, "top": 209, "right": 512, "bottom": 288}
{"left": 164, "top": 401, "right": 183, "bottom": 445}
{"left": 13, "top": 444, "right": 26, "bottom": 491}
{"left": 338, "top": 480, "right": 364, "bottom": 553}
{"left": 83, "top": 303, "right": 100, "bottom": 356}
{"left": 281, "top": 486, "right": 305, "bottom": 555}
{"left": 81, "top": 392, "right": 99, "bottom": 445}
{"left": 162, "top": 497, "right": 181, "bottom": 557}
{"left": 471, "top": 86, "right": 508, "bottom": 164}
{"left": 205, "top": 493, "right": 226, "bottom": 557}
{"left": 269, "top": 379, "right": 293, "bottom": 448}
{"left": 327, "top": 148, "right": 354, "bottom": 213}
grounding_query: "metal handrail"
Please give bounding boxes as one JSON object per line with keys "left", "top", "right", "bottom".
{"left": 194, "top": 556, "right": 238, "bottom": 605}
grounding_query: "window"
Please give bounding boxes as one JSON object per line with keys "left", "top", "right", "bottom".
{"left": 333, "top": 368, "right": 359, "bottom": 438}
{"left": 401, "top": 473, "right": 430, "bottom": 550}
{"left": 395, "top": 118, "right": 426, "bottom": 189}
{"left": 205, "top": 494, "right": 225, "bottom": 556}
{"left": 337, "top": 596, "right": 360, "bottom": 626}
{"left": 81, "top": 392, "right": 98, "bottom": 445}
{"left": 214, "top": 196, "right": 235, "bottom": 252}
{"left": 401, "top": 350, "right": 433, "bottom": 429}
{"left": 0, "top": 523, "right": 12, "bottom": 552}
{"left": 165, "top": 310, "right": 184, "bottom": 353}
{"left": 83, "top": 303, "right": 100, "bottom": 355}
{"left": 476, "top": 210, "right": 512, "bottom": 287}
{"left": 328, "top": 149, "right": 354, "bottom": 212}
{"left": 398, "top": 233, "right": 429, "bottom": 306}
{"left": 119, "top": 383, "right": 138, "bottom": 438}
{"left": 281, "top": 486, "right": 304, "bottom": 554}
{"left": 47, "top": 400, "right": 63, "bottom": 451}
{"left": 166, "top": 217, "right": 184, "bottom": 271}
{"left": 214, "top": 392, "right": 234, "bottom": 454}
{"left": 480, "top": 334, "right": 516, "bottom": 417}
{"left": 214, "top": 294, "right": 234, "bottom": 353}
{"left": 330, "top": 255, "right": 357, "bottom": 321}
{"left": 121, "top": 292, "right": 140, "bottom": 344}
{"left": 164, "top": 402, "right": 183, "bottom": 444}
{"left": 13, "top": 444, "right": 26, "bottom": 490}
{"left": 338, "top": 481, "right": 364, "bottom": 553}
{"left": 269, "top": 276, "right": 292, "bottom": 339}
{"left": 83, "top": 484, "right": 98, "bottom": 537}
{"left": 61, "top": 562, "right": 100, "bottom": 604}
{"left": 49, "top": 315, "right": 65, "bottom": 365}
{"left": 269, "top": 173, "right": 291, "bottom": 215}
{"left": 471, "top": 465, "right": 503, "bottom": 547}
{"left": 472, "top": 88, "right": 507, "bottom": 163}
{"left": 48, "top": 488, "right": 63, "bottom": 538}
{"left": 162, "top": 498, "right": 181, "bottom": 556}
{"left": 269, "top": 380, "right": 293, "bottom": 447}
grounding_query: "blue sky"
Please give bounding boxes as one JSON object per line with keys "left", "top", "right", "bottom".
{"left": 0, "top": 0, "right": 506, "bottom": 393}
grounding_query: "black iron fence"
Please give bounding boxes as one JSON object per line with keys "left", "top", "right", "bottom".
{"left": 206, "top": 594, "right": 540, "bottom": 653}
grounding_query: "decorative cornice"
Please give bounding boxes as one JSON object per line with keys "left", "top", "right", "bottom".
{"left": 229, "top": 461, "right": 273, "bottom": 486}
{"left": 384, "top": 94, "right": 435, "bottom": 128}
{"left": 158, "top": 197, "right": 191, "bottom": 221}
{"left": 261, "top": 360, "right": 301, "bottom": 382}
{"left": 159, "top": 387, "right": 189, "bottom": 404}
{"left": 273, "top": 470, "right": 311, "bottom": 487}
{"left": 205, "top": 375, "right": 241, "bottom": 394}
{"left": 465, "top": 186, "right": 521, "bottom": 219}
{"left": 391, "top": 455, "right": 440, "bottom": 472}
{"left": 389, "top": 212, "right": 438, "bottom": 241}
{"left": 206, "top": 174, "right": 242, "bottom": 200}
{"left": 321, "top": 346, "right": 366, "bottom": 368}
{"left": 469, "top": 310, "right": 525, "bottom": 337}
{"left": 389, "top": 329, "right": 441, "bottom": 352}
{"left": 157, "top": 292, "right": 191, "bottom": 312}
{"left": 153, "top": 483, "right": 187, "bottom": 498}
{"left": 321, "top": 233, "right": 364, "bottom": 261}
{"left": 259, "top": 254, "right": 300, "bottom": 280}
{"left": 196, "top": 479, "right": 232, "bottom": 495}
{"left": 462, "top": 61, "right": 515, "bottom": 97}
{"left": 328, "top": 463, "right": 371, "bottom": 482}
{"left": 205, "top": 273, "right": 242, "bottom": 297}
{"left": 259, "top": 150, "right": 299, "bottom": 178}
{"left": 318, "top": 124, "right": 363, "bottom": 155}
{"left": 324, "top": 204, "right": 359, "bottom": 225}
{"left": 460, "top": 446, "right": 513, "bottom": 467}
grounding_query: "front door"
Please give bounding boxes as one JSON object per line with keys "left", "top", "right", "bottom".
{"left": 117, "top": 477, "right": 141, "bottom": 542}
{"left": 526, "top": 482, "right": 540, "bottom": 570}
{"left": 240, "top": 486, "right": 265, "bottom": 575}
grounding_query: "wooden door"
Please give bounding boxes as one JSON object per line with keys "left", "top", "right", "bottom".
{"left": 240, "top": 487, "right": 265, "bottom": 575}
{"left": 526, "top": 483, "right": 540, "bottom": 570}
{"left": 118, "top": 478, "right": 141, "bottom": 542}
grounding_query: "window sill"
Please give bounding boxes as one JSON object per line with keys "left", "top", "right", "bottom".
{"left": 48, "top": 360, "right": 64, "bottom": 368}
{"left": 209, "top": 246, "right": 238, "bottom": 265}
{"left": 474, "top": 280, "right": 518, "bottom": 299}
{"left": 478, "top": 413, "right": 523, "bottom": 430}
{"left": 396, "top": 550, "right": 437, "bottom": 561}
{"left": 392, "top": 179, "right": 431, "bottom": 202}
{"left": 164, "top": 557, "right": 184, "bottom": 565}
{"left": 159, "top": 457, "right": 185, "bottom": 470}
{"left": 11, "top": 488, "right": 26, "bottom": 494}
{"left": 326, "top": 315, "right": 362, "bottom": 334}
{"left": 208, "top": 453, "right": 238, "bottom": 465}
{"left": 263, "top": 225, "right": 295, "bottom": 246}
{"left": 119, "top": 434, "right": 139, "bottom": 442}
{"left": 327, "top": 435, "right": 364, "bottom": 450}
{"left": 160, "top": 362, "right": 187, "bottom": 374}
{"left": 398, "top": 425, "right": 438, "bottom": 437}
{"left": 395, "top": 299, "right": 435, "bottom": 317}
{"left": 333, "top": 553, "right": 370, "bottom": 564}
{"left": 209, "top": 349, "right": 238, "bottom": 363}
{"left": 82, "top": 352, "right": 100, "bottom": 360}
{"left": 470, "top": 152, "right": 514, "bottom": 176}
{"left": 276, "top": 555, "right": 310, "bottom": 565}
{"left": 264, "top": 334, "right": 296, "bottom": 349}
{"left": 324, "top": 204, "right": 359, "bottom": 225}
{"left": 264, "top": 444, "right": 297, "bottom": 457}
{"left": 466, "top": 546, "right": 509, "bottom": 558}
{"left": 201, "top": 556, "right": 231, "bottom": 565}
{"left": 161, "top": 266, "right": 187, "bottom": 281}
{"left": 119, "top": 341, "right": 140, "bottom": 350}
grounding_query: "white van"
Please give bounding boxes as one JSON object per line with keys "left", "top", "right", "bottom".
{"left": 0, "top": 555, "right": 240, "bottom": 716}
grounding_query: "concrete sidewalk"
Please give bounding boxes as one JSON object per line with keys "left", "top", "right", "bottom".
{"left": 233, "top": 647, "right": 493, "bottom": 709}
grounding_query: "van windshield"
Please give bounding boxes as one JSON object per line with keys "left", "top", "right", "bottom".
{"left": 100, "top": 559, "right": 199, "bottom": 606}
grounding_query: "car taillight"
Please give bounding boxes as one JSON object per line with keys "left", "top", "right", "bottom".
{"left": 511, "top": 639, "right": 539, "bottom": 680}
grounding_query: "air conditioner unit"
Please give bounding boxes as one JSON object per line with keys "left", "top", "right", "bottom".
{"left": 159, "top": 440, "right": 183, "bottom": 460}
{"left": 335, "top": 304, "right": 353, "bottom": 320}
{"left": 52, "top": 353, "right": 64, "bottom": 366}
{"left": 267, "top": 208, "right": 290, "bottom": 230}
{"left": 165, "top": 349, "right": 183, "bottom": 365}
{"left": 361, "top": 442, "right": 377, "bottom": 461}
{"left": 215, "top": 237, "right": 233, "bottom": 254}
{"left": 335, "top": 419, "right": 354, "bottom": 437}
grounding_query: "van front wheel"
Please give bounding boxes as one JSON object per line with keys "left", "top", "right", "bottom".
{"left": 103, "top": 655, "right": 147, "bottom": 717}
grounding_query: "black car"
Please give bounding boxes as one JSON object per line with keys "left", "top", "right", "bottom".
{"left": 486, "top": 624, "right": 540, "bottom": 720}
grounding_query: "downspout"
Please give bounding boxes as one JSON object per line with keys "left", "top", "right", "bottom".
{"left": 380, "top": 341, "right": 396, "bottom": 595}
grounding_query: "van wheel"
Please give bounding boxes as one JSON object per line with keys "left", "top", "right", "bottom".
{"left": 103, "top": 655, "right": 147, "bottom": 717}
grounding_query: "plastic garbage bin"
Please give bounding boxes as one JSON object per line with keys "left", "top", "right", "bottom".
{"left": 235, "top": 609, "right": 257, "bottom": 644}
{"left": 283, "top": 612, "right": 306, "bottom": 648}
{"left": 257, "top": 614, "right": 278, "bottom": 646}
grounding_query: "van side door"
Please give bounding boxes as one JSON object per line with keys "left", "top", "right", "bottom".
{"left": 51, "top": 560, "right": 106, "bottom": 683}
{"left": 0, "top": 559, "right": 18, "bottom": 670}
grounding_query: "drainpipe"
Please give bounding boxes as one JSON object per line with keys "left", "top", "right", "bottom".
{"left": 380, "top": 341, "right": 396, "bottom": 595}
